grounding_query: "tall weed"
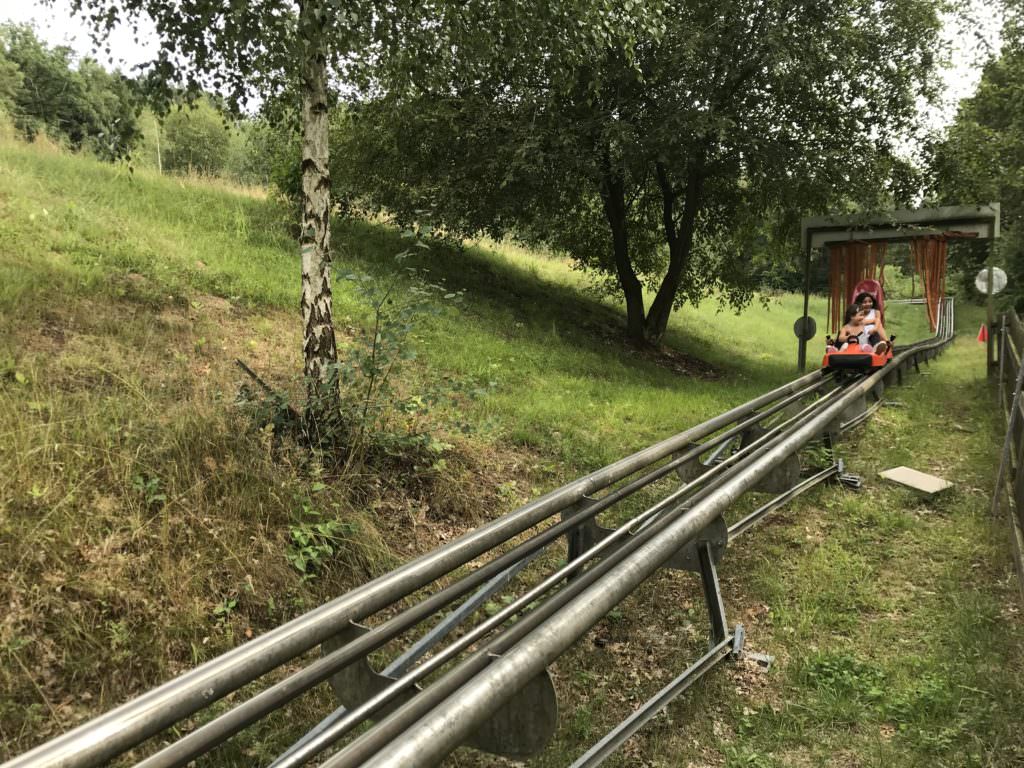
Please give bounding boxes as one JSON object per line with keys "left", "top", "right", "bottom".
{"left": 240, "top": 242, "right": 483, "bottom": 477}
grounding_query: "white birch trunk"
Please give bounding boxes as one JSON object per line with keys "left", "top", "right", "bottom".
{"left": 299, "top": 0, "right": 338, "bottom": 406}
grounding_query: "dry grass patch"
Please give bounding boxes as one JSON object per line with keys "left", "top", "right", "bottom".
{"left": 0, "top": 285, "right": 542, "bottom": 760}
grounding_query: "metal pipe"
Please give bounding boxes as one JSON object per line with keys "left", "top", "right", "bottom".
{"left": 133, "top": 377, "right": 833, "bottom": 768}
{"left": 552, "top": 374, "right": 830, "bottom": 533}
{"left": 304, "top": 383, "right": 844, "bottom": 761}
{"left": 117, "top": 376, "right": 839, "bottom": 768}
{"left": 388, "top": 555, "right": 540, "bottom": 677}
{"left": 354, "top": 345, "right": 941, "bottom": 768}
{"left": 178, "top": 331, "right": 950, "bottom": 768}
{"left": 133, "top": 377, "right": 835, "bottom": 768}
{"left": 691, "top": 385, "right": 844, "bottom": 483}
{"left": 9, "top": 298, "right": 955, "bottom": 768}
{"left": 271, "top": 457, "right": 719, "bottom": 768}
{"left": 3, "top": 371, "right": 823, "bottom": 768}
{"left": 321, "top": 331, "right": 957, "bottom": 768}
{"left": 267, "top": 545, "right": 544, "bottom": 768}
{"left": 320, "top": 379, "right": 863, "bottom": 768}
{"left": 569, "top": 636, "right": 735, "bottom": 768}
{"left": 318, "top": 488, "right": 708, "bottom": 768}
{"left": 155, "top": 373, "right": 840, "bottom": 768}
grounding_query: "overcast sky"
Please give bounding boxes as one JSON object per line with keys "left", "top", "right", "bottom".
{"left": 2, "top": 0, "right": 159, "bottom": 71}
{"left": 0, "top": 0, "right": 1006, "bottom": 129}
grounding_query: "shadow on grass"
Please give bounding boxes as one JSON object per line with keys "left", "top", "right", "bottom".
{"left": 337, "top": 218, "right": 738, "bottom": 385}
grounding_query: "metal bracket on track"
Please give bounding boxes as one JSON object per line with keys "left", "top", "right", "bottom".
{"left": 672, "top": 440, "right": 734, "bottom": 482}
{"left": 819, "top": 441, "right": 862, "bottom": 492}
{"left": 322, "top": 623, "right": 558, "bottom": 760}
{"left": 562, "top": 505, "right": 737, "bottom": 652}
{"left": 561, "top": 498, "right": 728, "bottom": 576}
{"left": 837, "top": 457, "right": 863, "bottom": 490}
{"left": 739, "top": 425, "right": 801, "bottom": 493}
{"left": 564, "top": 508, "right": 737, "bottom": 650}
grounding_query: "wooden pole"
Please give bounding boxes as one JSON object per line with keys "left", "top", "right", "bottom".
{"left": 797, "top": 238, "right": 813, "bottom": 372}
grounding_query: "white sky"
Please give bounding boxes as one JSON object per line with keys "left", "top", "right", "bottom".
{"left": 0, "top": 0, "right": 1007, "bottom": 129}
{"left": 2, "top": 0, "right": 159, "bottom": 73}
{"left": 929, "top": 0, "right": 1005, "bottom": 126}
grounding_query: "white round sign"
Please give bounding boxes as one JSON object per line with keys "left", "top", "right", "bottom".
{"left": 975, "top": 267, "right": 1008, "bottom": 295}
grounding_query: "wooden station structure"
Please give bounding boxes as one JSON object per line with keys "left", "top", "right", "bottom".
{"left": 797, "top": 204, "right": 1002, "bottom": 371}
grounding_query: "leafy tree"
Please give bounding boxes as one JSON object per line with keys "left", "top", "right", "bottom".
{"left": 223, "top": 118, "right": 282, "bottom": 186}
{"left": 339, "top": 0, "right": 943, "bottom": 345}
{"left": 76, "top": 57, "right": 141, "bottom": 159}
{"left": 929, "top": 7, "right": 1024, "bottom": 304}
{"left": 61, "top": 0, "right": 657, "bottom": 413}
{"left": 0, "top": 23, "right": 140, "bottom": 159}
{"left": 0, "top": 49, "right": 23, "bottom": 118}
{"left": 161, "top": 98, "right": 232, "bottom": 175}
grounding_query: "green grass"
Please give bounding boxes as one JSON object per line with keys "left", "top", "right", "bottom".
{"left": 0, "top": 133, "right": 936, "bottom": 472}
{"left": 620, "top": 332, "right": 1024, "bottom": 768}
{"left": 1, "top": 134, "right": 1020, "bottom": 767}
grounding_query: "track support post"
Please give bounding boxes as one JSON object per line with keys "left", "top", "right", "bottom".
{"left": 697, "top": 542, "right": 729, "bottom": 646}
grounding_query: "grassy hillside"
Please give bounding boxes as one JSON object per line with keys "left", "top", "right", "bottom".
{"left": 1, "top": 135, "right": 1018, "bottom": 768}
{"left": 0, "top": 130, "right": 934, "bottom": 469}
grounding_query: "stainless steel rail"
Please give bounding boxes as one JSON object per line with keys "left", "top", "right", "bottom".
{"left": 285, "top": 315, "right": 956, "bottom": 768}
{"left": 4, "top": 372, "right": 824, "bottom": 768}
{"left": 354, "top": 319, "right": 955, "bottom": 768}
{"left": 277, "top": 386, "right": 850, "bottom": 768}
{"left": 4, "top": 298, "right": 955, "bottom": 768}
{"left": 305, "top": 301, "right": 956, "bottom": 768}
{"left": 128, "top": 377, "right": 835, "bottom": 768}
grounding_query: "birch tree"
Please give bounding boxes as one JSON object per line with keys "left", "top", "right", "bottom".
{"left": 63, "top": 0, "right": 650, "bottom": 406}
{"left": 60, "top": 0, "right": 366, "bottom": 414}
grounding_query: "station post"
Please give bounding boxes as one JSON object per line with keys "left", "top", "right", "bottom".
{"left": 797, "top": 237, "right": 812, "bottom": 373}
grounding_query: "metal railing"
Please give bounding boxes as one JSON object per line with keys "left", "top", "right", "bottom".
{"left": 0, "top": 371, "right": 831, "bottom": 768}
{"left": 4, "top": 300, "right": 956, "bottom": 768}
{"left": 992, "top": 310, "right": 1024, "bottom": 600}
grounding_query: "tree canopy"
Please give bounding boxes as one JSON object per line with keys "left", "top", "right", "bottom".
{"left": 58, "top": 0, "right": 655, "bottom": 415}
{"left": 49, "top": 0, "right": 949, "bottom": 350}
{"left": 0, "top": 23, "right": 140, "bottom": 159}
{"left": 929, "top": 6, "right": 1024, "bottom": 304}
{"left": 337, "top": 0, "right": 944, "bottom": 344}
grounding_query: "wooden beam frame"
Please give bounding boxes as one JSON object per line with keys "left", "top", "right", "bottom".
{"left": 796, "top": 204, "right": 1001, "bottom": 372}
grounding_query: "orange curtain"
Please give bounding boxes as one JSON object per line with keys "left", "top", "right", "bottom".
{"left": 872, "top": 241, "right": 887, "bottom": 286}
{"left": 828, "top": 241, "right": 887, "bottom": 334}
{"left": 910, "top": 236, "right": 948, "bottom": 332}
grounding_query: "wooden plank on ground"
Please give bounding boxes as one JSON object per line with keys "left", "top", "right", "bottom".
{"left": 879, "top": 466, "right": 953, "bottom": 495}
